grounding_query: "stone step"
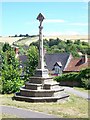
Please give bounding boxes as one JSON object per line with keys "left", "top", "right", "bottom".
{"left": 25, "top": 81, "right": 60, "bottom": 90}
{"left": 29, "top": 77, "right": 53, "bottom": 84}
{"left": 14, "top": 92, "right": 69, "bottom": 102}
{"left": 44, "top": 82, "right": 60, "bottom": 89}
{"left": 20, "top": 87, "right": 64, "bottom": 97}
{"left": 25, "top": 82, "right": 42, "bottom": 90}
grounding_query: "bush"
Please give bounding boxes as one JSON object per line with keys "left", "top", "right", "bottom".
{"left": 79, "top": 68, "right": 90, "bottom": 89}
{"left": 1, "top": 44, "right": 24, "bottom": 94}
{"left": 54, "top": 68, "right": 90, "bottom": 89}
{"left": 54, "top": 72, "right": 79, "bottom": 82}
{"left": 81, "top": 78, "right": 90, "bottom": 89}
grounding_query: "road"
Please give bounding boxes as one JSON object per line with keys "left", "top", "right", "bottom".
{"left": 1, "top": 105, "right": 57, "bottom": 118}
{"left": 63, "top": 86, "right": 90, "bottom": 100}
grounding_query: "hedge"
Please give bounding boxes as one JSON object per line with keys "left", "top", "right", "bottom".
{"left": 54, "top": 68, "right": 90, "bottom": 89}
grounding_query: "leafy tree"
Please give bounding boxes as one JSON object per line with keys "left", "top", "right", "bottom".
{"left": 66, "top": 40, "right": 73, "bottom": 45}
{"left": 48, "top": 38, "right": 60, "bottom": 47}
{"left": 74, "top": 40, "right": 81, "bottom": 45}
{"left": 1, "top": 44, "right": 23, "bottom": 94}
{"left": 2, "top": 43, "right": 11, "bottom": 52}
{"left": 25, "top": 34, "right": 29, "bottom": 37}
{"left": 24, "top": 46, "right": 38, "bottom": 80}
{"left": 15, "top": 34, "right": 17, "bottom": 37}
{"left": 30, "top": 38, "right": 90, "bottom": 57}
{"left": 19, "top": 34, "right": 23, "bottom": 37}
{"left": 58, "top": 41, "right": 66, "bottom": 49}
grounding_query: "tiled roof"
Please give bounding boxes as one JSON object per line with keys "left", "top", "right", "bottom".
{"left": 64, "top": 58, "right": 89, "bottom": 72}
{"left": 45, "top": 53, "right": 70, "bottom": 71}
{"left": 54, "top": 62, "right": 62, "bottom": 67}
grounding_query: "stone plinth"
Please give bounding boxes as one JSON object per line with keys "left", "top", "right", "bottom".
{"left": 14, "top": 77, "right": 69, "bottom": 102}
{"left": 35, "top": 69, "right": 49, "bottom": 78}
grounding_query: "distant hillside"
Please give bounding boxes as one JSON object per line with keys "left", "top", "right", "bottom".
{"left": 44, "top": 35, "right": 88, "bottom": 42}
{"left": 13, "top": 37, "right": 39, "bottom": 46}
{"left": 0, "top": 37, "right": 24, "bottom": 45}
{"left": 0, "top": 35, "right": 88, "bottom": 46}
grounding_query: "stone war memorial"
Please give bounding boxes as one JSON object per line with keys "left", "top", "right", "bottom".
{"left": 14, "top": 13, "right": 69, "bottom": 102}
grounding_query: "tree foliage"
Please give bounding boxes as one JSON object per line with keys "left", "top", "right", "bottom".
{"left": 2, "top": 42, "right": 11, "bottom": 52}
{"left": 24, "top": 46, "right": 38, "bottom": 80}
{"left": 1, "top": 44, "right": 23, "bottom": 94}
{"left": 30, "top": 38, "right": 90, "bottom": 57}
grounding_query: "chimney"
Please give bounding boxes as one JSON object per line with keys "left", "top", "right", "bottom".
{"left": 81, "top": 54, "right": 88, "bottom": 63}
{"left": 15, "top": 47, "right": 19, "bottom": 58}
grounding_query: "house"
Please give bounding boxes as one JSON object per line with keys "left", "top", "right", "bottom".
{"left": 14, "top": 47, "right": 89, "bottom": 76}
{"left": 52, "top": 62, "right": 62, "bottom": 75}
{"left": 45, "top": 53, "right": 72, "bottom": 75}
{"left": 17, "top": 52, "right": 71, "bottom": 76}
{"left": 63, "top": 54, "right": 89, "bottom": 73}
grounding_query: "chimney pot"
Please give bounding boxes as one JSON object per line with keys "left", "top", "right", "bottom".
{"left": 82, "top": 54, "right": 87, "bottom": 63}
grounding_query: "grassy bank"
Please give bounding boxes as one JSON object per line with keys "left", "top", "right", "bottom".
{"left": 0, "top": 113, "right": 17, "bottom": 118}
{"left": 0, "top": 93, "right": 88, "bottom": 118}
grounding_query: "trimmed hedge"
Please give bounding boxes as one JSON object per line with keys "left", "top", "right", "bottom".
{"left": 54, "top": 68, "right": 90, "bottom": 89}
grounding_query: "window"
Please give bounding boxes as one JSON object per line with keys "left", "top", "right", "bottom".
{"left": 55, "top": 66, "right": 61, "bottom": 74}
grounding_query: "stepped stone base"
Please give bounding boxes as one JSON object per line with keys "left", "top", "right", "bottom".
{"left": 14, "top": 92, "right": 69, "bottom": 102}
{"left": 14, "top": 76, "right": 69, "bottom": 102}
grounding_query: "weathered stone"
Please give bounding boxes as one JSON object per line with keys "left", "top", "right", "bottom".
{"left": 13, "top": 13, "right": 69, "bottom": 102}
{"left": 35, "top": 69, "right": 49, "bottom": 78}
{"left": 14, "top": 92, "right": 69, "bottom": 102}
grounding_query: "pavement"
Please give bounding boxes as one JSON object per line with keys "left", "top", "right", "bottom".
{"left": 1, "top": 105, "right": 57, "bottom": 118}
{"left": 63, "top": 86, "right": 90, "bottom": 100}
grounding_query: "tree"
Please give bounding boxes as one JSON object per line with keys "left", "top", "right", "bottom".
{"left": 1, "top": 44, "right": 23, "bottom": 94}
{"left": 15, "top": 34, "right": 17, "bottom": 37}
{"left": 74, "top": 40, "right": 81, "bottom": 45}
{"left": 19, "top": 34, "right": 23, "bottom": 37}
{"left": 2, "top": 43, "right": 11, "bottom": 52}
{"left": 24, "top": 46, "right": 38, "bottom": 80}
{"left": 66, "top": 40, "right": 73, "bottom": 45}
{"left": 25, "top": 34, "right": 29, "bottom": 37}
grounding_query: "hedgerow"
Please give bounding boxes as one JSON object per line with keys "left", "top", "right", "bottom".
{"left": 54, "top": 68, "right": 90, "bottom": 89}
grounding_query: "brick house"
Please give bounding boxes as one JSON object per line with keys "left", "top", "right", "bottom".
{"left": 63, "top": 54, "right": 89, "bottom": 73}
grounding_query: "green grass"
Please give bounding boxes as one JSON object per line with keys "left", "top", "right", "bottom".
{"left": 0, "top": 113, "right": 18, "bottom": 118}
{"left": 0, "top": 93, "right": 89, "bottom": 118}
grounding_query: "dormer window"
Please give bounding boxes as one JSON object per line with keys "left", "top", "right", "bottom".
{"left": 53, "top": 62, "right": 62, "bottom": 75}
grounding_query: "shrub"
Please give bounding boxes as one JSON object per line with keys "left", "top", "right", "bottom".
{"left": 54, "top": 72, "right": 79, "bottom": 82}
{"left": 79, "top": 68, "right": 90, "bottom": 89}
{"left": 1, "top": 44, "right": 24, "bottom": 94}
{"left": 54, "top": 68, "right": 90, "bottom": 89}
{"left": 81, "top": 78, "right": 90, "bottom": 89}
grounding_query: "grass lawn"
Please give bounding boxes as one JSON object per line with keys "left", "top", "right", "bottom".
{"left": 0, "top": 113, "right": 17, "bottom": 118}
{"left": 0, "top": 93, "right": 89, "bottom": 118}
